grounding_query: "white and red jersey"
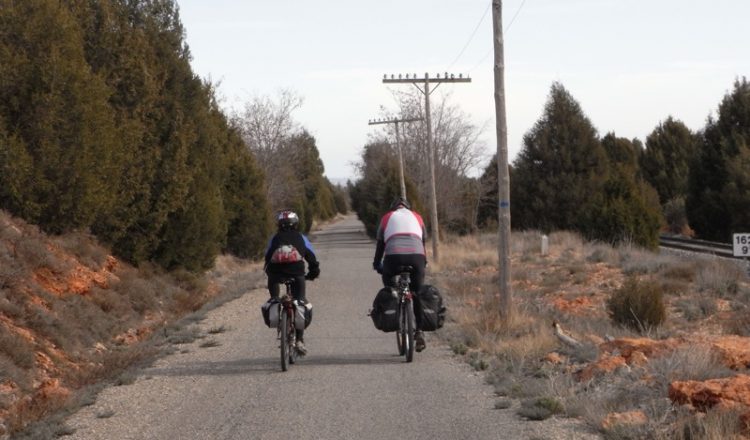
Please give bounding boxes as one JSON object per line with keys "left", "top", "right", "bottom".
{"left": 376, "top": 207, "right": 426, "bottom": 256}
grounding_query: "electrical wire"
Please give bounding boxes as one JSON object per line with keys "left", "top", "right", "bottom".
{"left": 445, "top": 2, "right": 492, "bottom": 71}
{"left": 468, "top": 0, "right": 528, "bottom": 73}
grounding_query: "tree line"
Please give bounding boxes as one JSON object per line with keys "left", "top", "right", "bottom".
{"left": 0, "top": 0, "right": 346, "bottom": 272}
{"left": 353, "top": 79, "right": 750, "bottom": 248}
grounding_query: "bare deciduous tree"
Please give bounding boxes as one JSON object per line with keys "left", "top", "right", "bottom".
{"left": 373, "top": 89, "right": 487, "bottom": 232}
{"left": 232, "top": 89, "right": 304, "bottom": 210}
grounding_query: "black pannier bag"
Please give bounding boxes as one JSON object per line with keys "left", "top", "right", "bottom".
{"left": 415, "top": 285, "right": 446, "bottom": 331}
{"left": 370, "top": 287, "right": 399, "bottom": 332}
{"left": 261, "top": 297, "right": 280, "bottom": 328}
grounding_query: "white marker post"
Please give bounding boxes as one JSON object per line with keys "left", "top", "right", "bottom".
{"left": 733, "top": 233, "right": 750, "bottom": 275}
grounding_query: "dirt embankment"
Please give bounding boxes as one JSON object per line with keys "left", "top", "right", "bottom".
{"left": 0, "top": 211, "right": 261, "bottom": 437}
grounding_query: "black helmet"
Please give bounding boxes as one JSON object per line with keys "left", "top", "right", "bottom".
{"left": 389, "top": 196, "right": 411, "bottom": 211}
{"left": 277, "top": 210, "right": 300, "bottom": 230}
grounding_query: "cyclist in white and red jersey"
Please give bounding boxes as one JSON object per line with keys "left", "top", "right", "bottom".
{"left": 372, "top": 197, "right": 428, "bottom": 351}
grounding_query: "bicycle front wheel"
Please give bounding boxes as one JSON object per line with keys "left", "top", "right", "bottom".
{"left": 280, "top": 310, "right": 289, "bottom": 371}
{"left": 405, "top": 300, "right": 415, "bottom": 363}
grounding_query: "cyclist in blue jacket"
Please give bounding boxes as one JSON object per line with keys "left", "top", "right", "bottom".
{"left": 265, "top": 210, "right": 320, "bottom": 355}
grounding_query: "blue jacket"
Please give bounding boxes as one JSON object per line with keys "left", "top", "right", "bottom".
{"left": 264, "top": 230, "right": 319, "bottom": 276}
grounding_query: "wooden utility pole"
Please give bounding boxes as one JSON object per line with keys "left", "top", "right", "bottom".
{"left": 493, "top": 0, "right": 512, "bottom": 320}
{"left": 382, "top": 72, "right": 471, "bottom": 262}
{"left": 367, "top": 116, "right": 423, "bottom": 200}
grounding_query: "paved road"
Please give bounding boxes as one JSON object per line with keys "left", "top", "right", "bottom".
{"left": 66, "top": 216, "right": 597, "bottom": 440}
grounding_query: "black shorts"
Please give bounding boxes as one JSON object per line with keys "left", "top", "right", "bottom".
{"left": 381, "top": 254, "right": 426, "bottom": 293}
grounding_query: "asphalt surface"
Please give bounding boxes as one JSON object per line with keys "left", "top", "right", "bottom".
{"left": 66, "top": 215, "right": 599, "bottom": 440}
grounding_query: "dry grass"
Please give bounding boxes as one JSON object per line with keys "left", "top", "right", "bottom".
{"left": 432, "top": 229, "right": 750, "bottom": 438}
{"left": 0, "top": 210, "right": 249, "bottom": 438}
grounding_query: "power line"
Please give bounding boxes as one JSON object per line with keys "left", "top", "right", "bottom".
{"left": 469, "top": 0, "right": 528, "bottom": 73}
{"left": 446, "top": 2, "right": 492, "bottom": 71}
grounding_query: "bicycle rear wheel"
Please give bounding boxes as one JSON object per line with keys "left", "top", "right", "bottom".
{"left": 280, "top": 310, "right": 289, "bottom": 371}
{"left": 397, "top": 302, "right": 406, "bottom": 356}
{"left": 289, "top": 315, "right": 297, "bottom": 365}
{"left": 405, "top": 300, "right": 415, "bottom": 363}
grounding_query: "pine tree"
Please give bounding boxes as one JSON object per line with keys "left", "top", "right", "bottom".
{"left": 350, "top": 141, "right": 425, "bottom": 237}
{"left": 687, "top": 77, "right": 750, "bottom": 241}
{"left": 0, "top": 0, "right": 120, "bottom": 233}
{"left": 640, "top": 117, "right": 697, "bottom": 205}
{"left": 511, "top": 82, "right": 608, "bottom": 232}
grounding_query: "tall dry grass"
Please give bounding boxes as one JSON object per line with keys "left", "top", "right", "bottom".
{"left": 431, "top": 229, "right": 750, "bottom": 438}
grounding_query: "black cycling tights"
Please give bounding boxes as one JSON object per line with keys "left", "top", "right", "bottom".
{"left": 381, "top": 254, "right": 426, "bottom": 294}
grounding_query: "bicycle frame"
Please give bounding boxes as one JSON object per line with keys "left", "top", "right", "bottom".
{"left": 396, "top": 271, "right": 416, "bottom": 362}
{"left": 278, "top": 279, "right": 298, "bottom": 371}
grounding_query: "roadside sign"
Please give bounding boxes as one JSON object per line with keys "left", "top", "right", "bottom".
{"left": 734, "top": 233, "right": 750, "bottom": 257}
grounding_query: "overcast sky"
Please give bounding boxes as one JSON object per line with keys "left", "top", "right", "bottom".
{"left": 177, "top": 0, "right": 750, "bottom": 181}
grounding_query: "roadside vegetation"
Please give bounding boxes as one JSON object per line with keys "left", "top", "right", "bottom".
{"left": 431, "top": 231, "right": 750, "bottom": 438}
{"left": 0, "top": 209, "right": 268, "bottom": 438}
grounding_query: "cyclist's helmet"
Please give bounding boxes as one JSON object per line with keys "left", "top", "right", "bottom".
{"left": 277, "top": 210, "right": 300, "bottom": 231}
{"left": 389, "top": 196, "right": 411, "bottom": 211}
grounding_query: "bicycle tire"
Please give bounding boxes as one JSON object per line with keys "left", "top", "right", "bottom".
{"left": 405, "top": 299, "right": 415, "bottom": 363}
{"left": 397, "top": 299, "right": 406, "bottom": 355}
{"left": 280, "top": 310, "right": 289, "bottom": 371}
{"left": 289, "top": 311, "right": 297, "bottom": 365}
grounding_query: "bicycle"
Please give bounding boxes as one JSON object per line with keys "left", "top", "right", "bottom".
{"left": 277, "top": 278, "right": 299, "bottom": 372}
{"left": 393, "top": 266, "right": 416, "bottom": 363}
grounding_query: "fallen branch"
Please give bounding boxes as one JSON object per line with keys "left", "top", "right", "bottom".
{"left": 552, "top": 321, "right": 583, "bottom": 348}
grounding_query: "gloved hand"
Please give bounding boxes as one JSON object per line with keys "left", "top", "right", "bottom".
{"left": 372, "top": 261, "right": 383, "bottom": 274}
{"left": 305, "top": 265, "right": 320, "bottom": 281}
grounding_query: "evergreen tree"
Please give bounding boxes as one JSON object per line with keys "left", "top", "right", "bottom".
{"left": 511, "top": 82, "right": 608, "bottom": 232}
{"left": 640, "top": 117, "right": 697, "bottom": 205}
{"left": 286, "top": 130, "right": 336, "bottom": 231}
{"left": 330, "top": 181, "right": 349, "bottom": 214}
{"left": 476, "top": 155, "right": 498, "bottom": 229}
{"left": 583, "top": 166, "right": 662, "bottom": 249}
{"left": 723, "top": 144, "right": 750, "bottom": 234}
{"left": 0, "top": 0, "right": 272, "bottom": 271}
{"left": 601, "top": 133, "right": 642, "bottom": 174}
{"left": 350, "top": 141, "right": 425, "bottom": 237}
{"left": 0, "top": 0, "right": 120, "bottom": 233}
{"left": 586, "top": 131, "right": 663, "bottom": 248}
{"left": 687, "top": 77, "right": 750, "bottom": 241}
{"left": 223, "top": 150, "right": 271, "bottom": 259}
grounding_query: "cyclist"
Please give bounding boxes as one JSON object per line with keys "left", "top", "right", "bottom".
{"left": 265, "top": 210, "right": 320, "bottom": 355}
{"left": 372, "top": 197, "right": 428, "bottom": 352}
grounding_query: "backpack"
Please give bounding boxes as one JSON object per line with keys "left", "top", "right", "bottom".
{"left": 415, "top": 285, "right": 446, "bottom": 331}
{"left": 261, "top": 297, "right": 280, "bottom": 328}
{"left": 270, "top": 244, "right": 303, "bottom": 263}
{"left": 370, "top": 287, "right": 399, "bottom": 332}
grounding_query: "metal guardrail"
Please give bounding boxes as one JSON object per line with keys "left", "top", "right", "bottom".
{"left": 659, "top": 234, "right": 737, "bottom": 258}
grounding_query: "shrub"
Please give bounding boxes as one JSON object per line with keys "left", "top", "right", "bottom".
{"left": 517, "top": 397, "right": 563, "bottom": 420}
{"left": 606, "top": 276, "right": 666, "bottom": 332}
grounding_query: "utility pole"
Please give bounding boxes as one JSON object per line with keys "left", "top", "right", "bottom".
{"left": 368, "top": 116, "right": 423, "bottom": 200}
{"left": 382, "top": 72, "right": 471, "bottom": 263}
{"left": 493, "top": 0, "right": 512, "bottom": 320}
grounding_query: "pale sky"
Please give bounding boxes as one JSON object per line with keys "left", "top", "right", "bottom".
{"left": 177, "top": 0, "right": 750, "bottom": 181}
